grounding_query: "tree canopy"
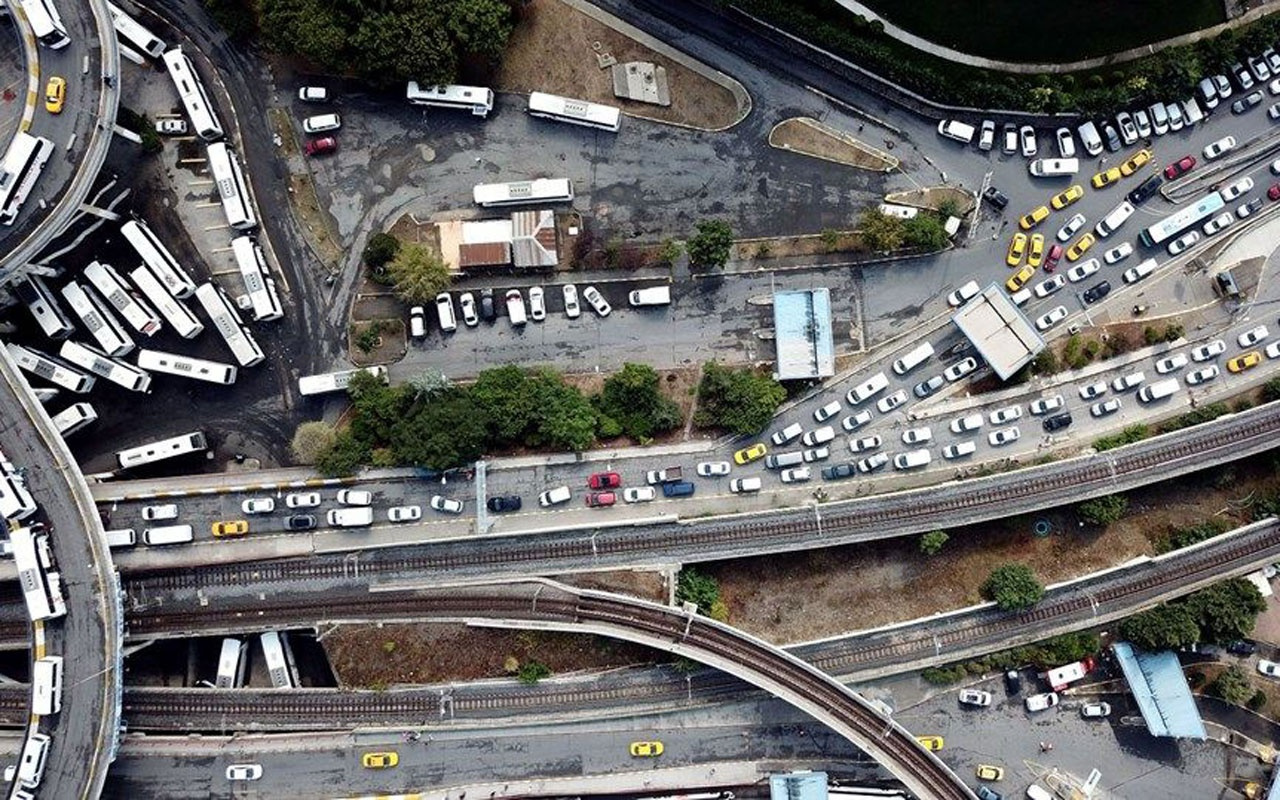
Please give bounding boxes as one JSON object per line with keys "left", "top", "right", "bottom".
{"left": 686, "top": 220, "right": 733, "bottom": 270}
{"left": 386, "top": 243, "right": 453, "bottom": 305}
{"left": 981, "top": 563, "right": 1045, "bottom": 611}
{"left": 1118, "top": 604, "right": 1200, "bottom": 652}
{"left": 858, "top": 207, "right": 906, "bottom": 251}
{"left": 694, "top": 362, "right": 786, "bottom": 436}
{"left": 595, "top": 363, "right": 682, "bottom": 441}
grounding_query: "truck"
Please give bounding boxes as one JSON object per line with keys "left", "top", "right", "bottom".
{"left": 628, "top": 285, "right": 671, "bottom": 307}
{"left": 646, "top": 466, "right": 683, "bottom": 485}
{"left": 1043, "top": 657, "right": 1094, "bottom": 691}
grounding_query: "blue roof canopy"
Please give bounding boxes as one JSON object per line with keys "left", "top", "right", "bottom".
{"left": 773, "top": 289, "right": 835, "bottom": 381}
{"left": 1113, "top": 642, "right": 1206, "bottom": 739}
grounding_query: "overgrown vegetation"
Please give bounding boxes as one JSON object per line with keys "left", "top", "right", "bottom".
{"left": 362, "top": 232, "right": 402, "bottom": 285}
{"left": 1076, "top": 494, "right": 1128, "bottom": 526}
{"left": 694, "top": 362, "right": 787, "bottom": 436}
{"left": 1207, "top": 664, "right": 1252, "bottom": 705}
{"left": 686, "top": 220, "right": 734, "bottom": 270}
{"left": 1158, "top": 403, "right": 1231, "bottom": 433}
{"left": 1119, "top": 579, "right": 1267, "bottom": 651}
{"left": 594, "top": 363, "right": 682, "bottom": 442}
{"left": 981, "top": 563, "right": 1044, "bottom": 611}
{"left": 291, "top": 421, "right": 337, "bottom": 465}
{"left": 919, "top": 530, "right": 949, "bottom": 556}
{"left": 922, "top": 631, "right": 1098, "bottom": 685}
{"left": 1154, "top": 519, "right": 1231, "bottom": 555}
{"left": 1093, "top": 425, "right": 1150, "bottom": 452}
{"left": 517, "top": 660, "right": 552, "bottom": 685}
{"left": 117, "top": 108, "right": 162, "bottom": 154}
{"left": 676, "top": 567, "right": 729, "bottom": 621}
{"left": 857, "top": 207, "right": 952, "bottom": 253}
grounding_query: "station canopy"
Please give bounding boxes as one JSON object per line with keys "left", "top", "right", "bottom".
{"left": 1113, "top": 642, "right": 1206, "bottom": 739}
{"left": 773, "top": 289, "right": 835, "bottom": 382}
{"left": 950, "top": 284, "right": 1043, "bottom": 381}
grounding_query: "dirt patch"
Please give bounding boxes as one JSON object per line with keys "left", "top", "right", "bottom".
{"left": 557, "top": 569, "right": 669, "bottom": 602}
{"left": 769, "top": 118, "right": 898, "bottom": 172}
{"left": 288, "top": 173, "right": 343, "bottom": 268}
{"left": 348, "top": 318, "right": 406, "bottom": 366}
{"left": 496, "top": 0, "right": 742, "bottom": 130}
{"left": 731, "top": 231, "right": 864, "bottom": 261}
{"left": 885, "top": 185, "right": 975, "bottom": 215}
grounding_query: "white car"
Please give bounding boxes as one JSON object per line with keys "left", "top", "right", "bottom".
{"left": 1033, "top": 275, "right": 1066, "bottom": 298}
{"left": 539, "top": 485, "right": 572, "bottom": 506}
{"left": 437, "top": 292, "right": 457, "bottom": 332}
{"left": 582, "top": 285, "right": 611, "bottom": 317}
{"left": 842, "top": 410, "right": 873, "bottom": 431}
{"left": 528, "top": 287, "right": 546, "bottom": 321}
{"left": 141, "top": 504, "right": 178, "bottom": 521}
{"left": 857, "top": 453, "right": 890, "bottom": 473}
{"left": 877, "top": 390, "right": 908, "bottom": 413}
{"left": 241, "top": 497, "right": 275, "bottom": 515}
{"left": 1066, "top": 258, "right": 1100, "bottom": 283}
{"left": 902, "top": 426, "right": 932, "bottom": 445}
{"left": 1091, "top": 398, "right": 1123, "bottom": 417}
{"left": 505, "top": 289, "right": 526, "bottom": 325}
{"left": 1221, "top": 177, "right": 1255, "bottom": 202}
{"left": 1055, "top": 127, "right": 1076, "bottom": 158}
{"left": 1155, "top": 354, "right": 1188, "bottom": 374}
{"left": 1019, "top": 125, "right": 1037, "bottom": 157}
{"left": 1057, "top": 213, "right": 1086, "bottom": 242}
{"left": 1186, "top": 365, "right": 1219, "bottom": 385}
{"left": 1104, "top": 242, "right": 1133, "bottom": 264}
{"left": 1167, "top": 230, "right": 1199, "bottom": 255}
{"left": 562, "top": 284, "right": 581, "bottom": 319}
{"left": 802, "top": 447, "right": 830, "bottom": 463}
{"left": 801, "top": 425, "right": 836, "bottom": 446}
{"left": 1035, "top": 305, "right": 1068, "bottom": 331}
{"left": 1204, "top": 135, "right": 1237, "bottom": 159}
{"left": 1268, "top": 341, "right": 1280, "bottom": 359}
{"left": 950, "top": 413, "right": 983, "bottom": 434}
{"left": 337, "top": 489, "right": 372, "bottom": 506}
{"left": 1239, "top": 325, "right": 1270, "bottom": 347}
{"left": 814, "top": 400, "right": 842, "bottom": 422}
{"left": 301, "top": 113, "right": 341, "bottom": 133}
{"left": 1259, "top": 660, "right": 1280, "bottom": 678}
{"left": 943, "top": 357, "right": 978, "bottom": 381}
{"left": 989, "top": 405, "right": 1022, "bottom": 424}
{"left": 430, "top": 495, "right": 464, "bottom": 514}
{"left": 1079, "top": 381, "right": 1107, "bottom": 399}
{"left": 958, "top": 688, "right": 993, "bottom": 707}
{"left": 388, "top": 505, "right": 421, "bottom": 522}
{"left": 1191, "top": 339, "right": 1226, "bottom": 361}
{"left": 947, "top": 280, "right": 981, "bottom": 308}
{"left": 780, "top": 467, "right": 811, "bottom": 483}
{"left": 988, "top": 426, "right": 1020, "bottom": 446}
{"left": 286, "top": 492, "right": 321, "bottom": 508}
{"left": 624, "top": 486, "right": 657, "bottom": 503}
{"left": 459, "top": 292, "right": 479, "bottom": 326}
{"left": 1029, "top": 395, "right": 1064, "bottom": 415}
{"left": 298, "top": 86, "right": 329, "bottom": 102}
{"left": 696, "top": 461, "right": 731, "bottom": 477}
{"left": 849, "top": 435, "right": 882, "bottom": 453}
{"left": 771, "top": 422, "right": 803, "bottom": 446}
{"left": 1025, "top": 692, "right": 1060, "bottom": 712}
{"left": 728, "top": 477, "right": 762, "bottom": 493}
{"left": 1202, "top": 212, "right": 1234, "bottom": 236}
{"left": 226, "top": 764, "right": 263, "bottom": 781}
{"left": 1081, "top": 702, "right": 1112, "bottom": 718}
{"left": 942, "top": 441, "right": 977, "bottom": 459}
{"left": 155, "top": 118, "right": 188, "bottom": 135}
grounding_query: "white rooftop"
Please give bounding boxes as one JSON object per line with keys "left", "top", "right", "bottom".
{"left": 950, "top": 284, "right": 1043, "bottom": 380}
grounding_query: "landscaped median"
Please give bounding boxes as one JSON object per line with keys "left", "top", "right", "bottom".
{"left": 768, "top": 117, "right": 898, "bottom": 172}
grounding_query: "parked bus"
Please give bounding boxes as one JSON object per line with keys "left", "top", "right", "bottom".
{"left": 32, "top": 655, "right": 63, "bottom": 715}
{"left": 405, "top": 81, "right": 493, "bottom": 117}
{"left": 526, "top": 91, "right": 621, "bottom": 132}
{"left": 83, "top": 260, "right": 162, "bottom": 337}
{"left": 116, "top": 430, "right": 208, "bottom": 469}
{"left": 142, "top": 524, "right": 194, "bottom": 546}
{"left": 50, "top": 402, "right": 97, "bottom": 437}
{"left": 206, "top": 142, "right": 257, "bottom": 230}
{"left": 0, "top": 448, "right": 37, "bottom": 522}
{"left": 135, "top": 349, "right": 236, "bottom": 385}
{"left": 120, "top": 219, "right": 196, "bottom": 298}
{"left": 18, "top": 0, "right": 69, "bottom": 49}
{"left": 1140, "top": 193, "right": 1225, "bottom": 247}
{"left": 58, "top": 340, "right": 152, "bottom": 393}
{"left": 215, "top": 637, "right": 246, "bottom": 688}
{"left": 107, "top": 0, "right": 165, "bottom": 59}
{"left": 297, "top": 366, "right": 388, "bottom": 396}
{"left": 60, "top": 281, "right": 134, "bottom": 356}
{"left": 14, "top": 276, "right": 74, "bottom": 341}
{"left": 162, "top": 47, "right": 223, "bottom": 140}
{"left": 472, "top": 178, "right": 574, "bottom": 208}
{"left": 230, "top": 235, "right": 283, "bottom": 321}
{"left": 128, "top": 265, "right": 203, "bottom": 339}
{"left": 6, "top": 343, "right": 95, "bottom": 393}
{"left": 13, "top": 732, "right": 50, "bottom": 790}
{"left": 12, "top": 526, "right": 65, "bottom": 621}
{"left": 260, "top": 631, "right": 296, "bottom": 689}
{"left": 0, "top": 131, "right": 54, "bottom": 225}
{"left": 193, "top": 282, "right": 264, "bottom": 367}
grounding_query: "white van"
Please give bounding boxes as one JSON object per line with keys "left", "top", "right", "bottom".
{"left": 1122, "top": 258, "right": 1158, "bottom": 284}
{"left": 1077, "top": 121, "right": 1103, "bottom": 156}
{"left": 629, "top": 286, "right": 671, "bottom": 307}
{"left": 936, "top": 119, "right": 976, "bottom": 144}
{"left": 435, "top": 293, "right": 457, "bottom": 333}
{"left": 506, "top": 290, "right": 527, "bottom": 326}
{"left": 1028, "top": 158, "right": 1080, "bottom": 177}
{"left": 894, "top": 449, "right": 931, "bottom": 470}
{"left": 15, "top": 734, "right": 49, "bottom": 789}
{"left": 878, "top": 203, "right": 919, "bottom": 220}
{"left": 326, "top": 507, "right": 373, "bottom": 528}
{"left": 104, "top": 528, "right": 136, "bottom": 548}
{"left": 893, "top": 342, "right": 935, "bottom": 376}
{"left": 538, "top": 485, "right": 572, "bottom": 507}
{"left": 141, "top": 503, "right": 178, "bottom": 521}
{"left": 1182, "top": 97, "right": 1204, "bottom": 126}
{"left": 1138, "top": 378, "right": 1179, "bottom": 403}
{"left": 32, "top": 656, "right": 62, "bottom": 715}
{"left": 729, "top": 477, "right": 762, "bottom": 493}
{"left": 142, "top": 525, "right": 194, "bottom": 546}
{"left": 1095, "top": 201, "right": 1135, "bottom": 237}
{"left": 846, "top": 372, "right": 889, "bottom": 405}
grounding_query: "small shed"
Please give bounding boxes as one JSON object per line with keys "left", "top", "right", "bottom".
{"left": 950, "top": 283, "right": 1043, "bottom": 381}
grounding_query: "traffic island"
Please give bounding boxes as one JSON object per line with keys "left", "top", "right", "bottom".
{"left": 768, "top": 117, "right": 899, "bottom": 172}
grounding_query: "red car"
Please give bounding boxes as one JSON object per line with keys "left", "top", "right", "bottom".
{"left": 587, "top": 471, "right": 621, "bottom": 490}
{"left": 1043, "top": 244, "right": 1063, "bottom": 272}
{"left": 1270, "top": 184, "right": 1280, "bottom": 201}
{"left": 1163, "top": 155, "right": 1195, "bottom": 180}
{"left": 585, "top": 492, "right": 616, "bottom": 508}
{"left": 305, "top": 136, "right": 337, "bottom": 156}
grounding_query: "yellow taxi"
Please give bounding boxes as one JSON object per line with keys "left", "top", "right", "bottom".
{"left": 733, "top": 443, "right": 767, "bottom": 465}
{"left": 211, "top": 520, "right": 249, "bottom": 538}
{"left": 1050, "top": 184, "right": 1084, "bottom": 210}
{"left": 1018, "top": 205, "right": 1050, "bottom": 230}
{"left": 362, "top": 752, "right": 398, "bottom": 769}
{"left": 1120, "top": 148, "right": 1152, "bottom": 177}
{"left": 629, "top": 741, "right": 664, "bottom": 757}
{"left": 915, "top": 735, "right": 944, "bottom": 751}
{"left": 1006, "top": 232, "right": 1028, "bottom": 266}
{"left": 1091, "top": 166, "right": 1123, "bottom": 189}
{"left": 1026, "top": 234, "right": 1045, "bottom": 268}
{"left": 1006, "top": 264, "right": 1034, "bottom": 293}
{"left": 1066, "top": 233, "right": 1096, "bottom": 261}
{"left": 1228, "top": 351, "right": 1262, "bottom": 373}
{"left": 44, "top": 76, "right": 66, "bottom": 115}
{"left": 976, "top": 764, "right": 1005, "bottom": 781}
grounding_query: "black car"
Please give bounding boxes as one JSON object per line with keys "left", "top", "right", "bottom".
{"left": 286, "top": 514, "right": 317, "bottom": 531}
{"left": 1083, "top": 280, "right": 1112, "bottom": 304}
{"left": 821, "top": 462, "right": 857, "bottom": 480}
{"left": 486, "top": 495, "right": 522, "bottom": 513}
{"left": 479, "top": 288, "right": 496, "bottom": 322}
{"left": 1043, "top": 412, "right": 1073, "bottom": 432}
{"left": 1127, "top": 173, "right": 1164, "bottom": 205}
{"left": 982, "top": 186, "right": 1009, "bottom": 210}
{"left": 1004, "top": 669, "right": 1022, "bottom": 694}
{"left": 1228, "top": 640, "right": 1259, "bottom": 655}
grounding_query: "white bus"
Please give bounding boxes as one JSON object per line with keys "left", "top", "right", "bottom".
{"left": 128, "top": 266, "right": 203, "bottom": 339}
{"left": 50, "top": 402, "right": 97, "bottom": 437}
{"left": 260, "top": 631, "right": 296, "bottom": 689}
{"left": 206, "top": 142, "right": 257, "bottom": 230}
{"left": 6, "top": 343, "right": 95, "bottom": 393}
{"left": 14, "top": 732, "right": 50, "bottom": 790}
{"left": 116, "top": 430, "right": 208, "bottom": 469}
{"left": 135, "top": 349, "right": 237, "bottom": 385}
{"left": 12, "top": 527, "right": 65, "bottom": 621}
{"left": 107, "top": 1, "right": 165, "bottom": 59}
{"left": 60, "top": 281, "right": 135, "bottom": 356}
{"left": 18, "top": 0, "right": 69, "bottom": 49}
{"left": 193, "top": 282, "right": 264, "bottom": 367}
{"left": 120, "top": 219, "right": 196, "bottom": 298}
{"left": 405, "top": 81, "right": 493, "bottom": 117}
{"left": 0, "top": 448, "right": 37, "bottom": 522}
{"left": 215, "top": 637, "right": 245, "bottom": 688}
{"left": 142, "top": 524, "right": 193, "bottom": 546}
{"left": 58, "top": 340, "right": 152, "bottom": 393}
{"left": 298, "top": 366, "right": 388, "bottom": 396}
{"left": 162, "top": 47, "right": 224, "bottom": 140}
{"left": 230, "top": 235, "right": 283, "bottom": 321}
{"left": 14, "top": 276, "right": 74, "bottom": 340}
{"left": 32, "top": 655, "right": 63, "bottom": 715}
{"left": 473, "top": 178, "right": 574, "bottom": 208}
{"left": 0, "top": 131, "right": 54, "bottom": 225}
{"left": 527, "top": 91, "right": 621, "bottom": 132}
{"left": 83, "top": 260, "right": 162, "bottom": 338}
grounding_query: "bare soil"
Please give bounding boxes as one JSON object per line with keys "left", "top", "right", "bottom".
{"left": 769, "top": 118, "right": 898, "bottom": 172}
{"left": 288, "top": 173, "right": 343, "bottom": 268}
{"left": 348, "top": 317, "right": 406, "bottom": 367}
{"left": 557, "top": 569, "right": 669, "bottom": 602}
{"left": 496, "top": 0, "right": 742, "bottom": 130}
{"left": 884, "top": 186, "right": 976, "bottom": 215}
{"left": 731, "top": 231, "right": 864, "bottom": 261}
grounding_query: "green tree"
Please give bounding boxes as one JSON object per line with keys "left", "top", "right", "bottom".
{"left": 390, "top": 389, "right": 487, "bottom": 469}
{"left": 204, "top": 0, "right": 257, "bottom": 40}
{"left": 902, "top": 214, "right": 949, "bottom": 250}
{"left": 1264, "top": 376, "right": 1280, "bottom": 403}
{"left": 409, "top": 368, "right": 452, "bottom": 400}
{"left": 517, "top": 660, "right": 551, "bottom": 685}
{"left": 348, "top": 371, "right": 411, "bottom": 449}
{"left": 315, "top": 429, "right": 367, "bottom": 477}
{"left": 1207, "top": 664, "right": 1252, "bottom": 705}
{"left": 535, "top": 378, "right": 598, "bottom": 452}
{"left": 676, "top": 567, "right": 722, "bottom": 615}
{"left": 595, "top": 363, "right": 681, "bottom": 441}
{"left": 362, "top": 232, "right": 401, "bottom": 275}
{"left": 1185, "top": 579, "right": 1266, "bottom": 644}
{"left": 919, "top": 530, "right": 949, "bottom": 556}
{"left": 445, "top": 0, "right": 516, "bottom": 61}
{"left": 1119, "top": 604, "right": 1200, "bottom": 651}
{"left": 471, "top": 365, "right": 541, "bottom": 448}
{"left": 694, "top": 362, "right": 786, "bottom": 436}
{"left": 291, "top": 421, "right": 336, "bottom": 465}
{"left": 686, "top": 220, "right": 733, "bottom": 270}
{"left": 386, "top": 244, "right": 452, "bottom": 305}
{"left": 657, "top": 238, "right": 684, "bottom": 265}
{"left": 981, "top": 563, "right": 1044, "bottom": 611}
{"left": 858, "top": 207, "right": 906, "bottom": 252}
{"left": 1077, "top": 494, "right": 1128, "bottom": 526}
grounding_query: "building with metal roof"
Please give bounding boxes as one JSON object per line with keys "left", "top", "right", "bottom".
{"left": 1113, "top": 641, "right": 1206, "bottom": 739}
{"left": 773, "top": 289, "right": 835, "bottom": 382}
{"left": 950, "top": 284, "right": 1043, "bottom": 380}
{"left": 769, "top": 770, "right": 829, "bottom": 800}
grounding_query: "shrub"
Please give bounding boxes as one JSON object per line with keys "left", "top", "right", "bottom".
{"left": 694, "top": 362, "right": 786, "bottom": 435}
{"left": 1093, "top": 424, "right": 1150, "bottom": 451}
{"left": 686, "top": 220, "right": 733, "bottom": 270}
{"left": 1249, "top": 689, "right": 1268, "bottom": 712}
{"left": 315, "top": 429, "right": 367, "bottom": 477}
{"left": 1263, "top": 376, "right": 1280, "bottom": 403}
{"left": 362, "top": 232, "right": 401, "bottom": 272}
{"left": 981, "top": 563, "right": 1044, "bottom": 611}
{"left": 517, "top": 660, "right": 552, "bottom": 685}
{"left": 657, "top": 238, "right": 684, "bottom": 265}
{"left": 1077, "top": 494, "right": 1128, "bottom": 526}
{"left": 1207, "top": 665, "right": 1252, "bottom": 705}
{"left": 919, "top": 530, "right": 949, "bottom": 555}
{"left": 902, "top": 214, "right": 949, "bottom": 250}
{"left": 291, "top": 421, "right": 336, "bottom": 465}
{"left": 676, "top": 567, "right": 722, "bottom": 615}
{"left": 1156, "top": 519, "right": 1230, "bottom": 554}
